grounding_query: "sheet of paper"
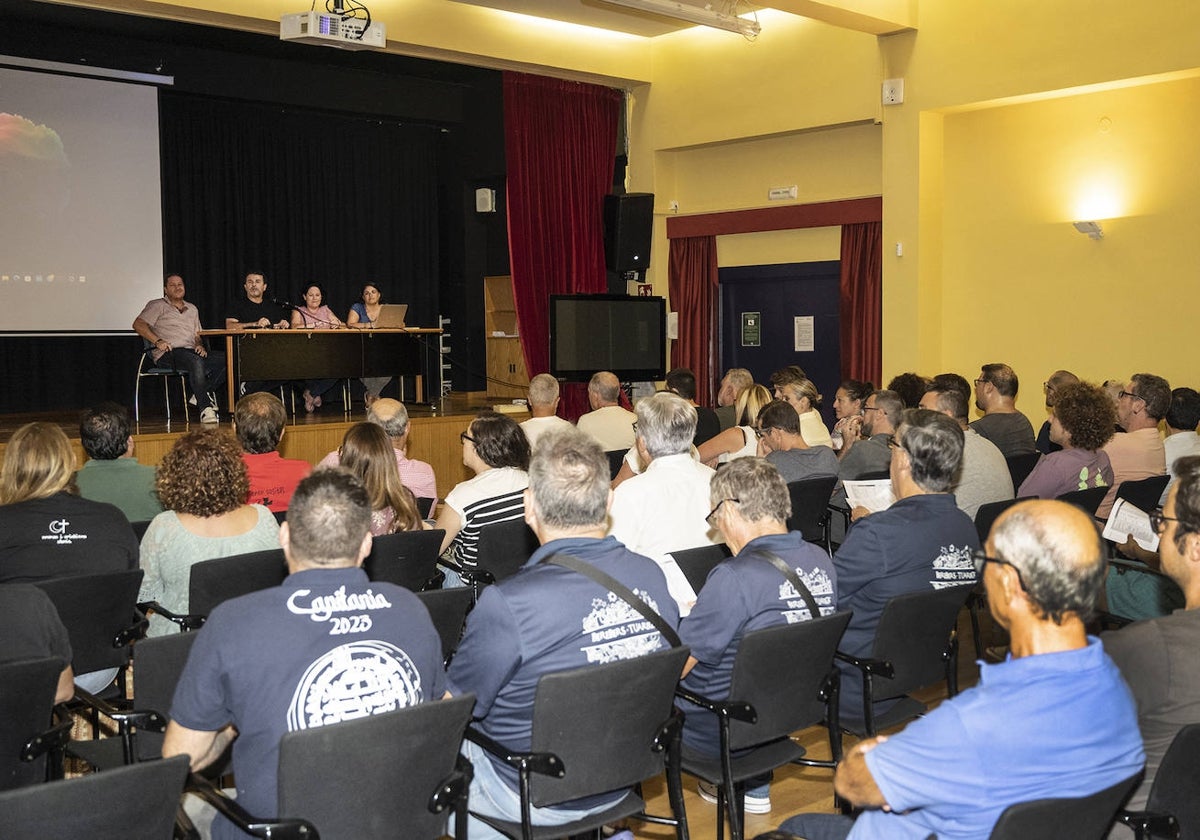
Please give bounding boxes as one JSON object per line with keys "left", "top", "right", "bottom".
{"left": 793, "top": 316, "right": 814, "bottom": 352}
{"left": 1101, "top": 497, "right": 1160, "bottom": 552}
{"left": 844, "top": 478, "right": 896, "bottom": 513}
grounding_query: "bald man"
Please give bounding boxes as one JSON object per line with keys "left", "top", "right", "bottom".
{"left": 781, "top": 499, "right": 1144, "bottom": 840}
{"left": 317, "top": 398, "right": 437, "bottom": 502}
{"left": 576, "top": 371, "right": 636, "bottom": 451}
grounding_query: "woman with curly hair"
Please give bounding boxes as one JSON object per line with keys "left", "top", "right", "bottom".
{"left": 139, "top": 429, "right": 280, "bottom": 635}
{"left": 338, "top": 422, "right": 425, "bottom": 535}
{"left": 1018, "top": 382, "right": 1116, "bottom": 499}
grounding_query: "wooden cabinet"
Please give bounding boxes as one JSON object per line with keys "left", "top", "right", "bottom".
{"left": 484, "top": 275, "right": 530, "bottom": 399}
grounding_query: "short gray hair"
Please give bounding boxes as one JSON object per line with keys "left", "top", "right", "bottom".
{"left": 873, "top": 389, "right": 905, "bottom": 429}
{"left": 367, "top": 399, "right": 409, "bottom": 438}
{"left": 528, "top": 373, "right": 560, "bottom": 407}
{"left": 636, "top": 392, "right": 696, "bottom": 458}
{"left": 723, "top": 368, "right": 754, "bottom": 394}
{"left": 287, "top": 469, "right": 372, "bottom": 566}
{"left": 589, "top": 371, "right": 621, "bottom": 404}
{"left": 528, "top": 428, "right": 609, "bottom": 528}
{"left": 896, "top": 408, "right": 964, "bottom": 493}
{"left": 710, "top": 457, "right": 789, "bottom": 524}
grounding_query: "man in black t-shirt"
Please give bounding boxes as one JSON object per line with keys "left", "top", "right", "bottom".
{"left": 225, "top": 271, "right": 291, "bottom": 395}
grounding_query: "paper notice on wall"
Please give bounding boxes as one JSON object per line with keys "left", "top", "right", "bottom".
{"left": 794, "top": 316, "right": 814, "bottom": 352}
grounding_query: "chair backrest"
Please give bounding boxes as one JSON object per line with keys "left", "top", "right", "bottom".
{"left": 475, "top": 519, "right": 540, "bottom": 584}
{"left": 34, "top": 569, "right": 145, "bottom": 675}
{"left": 128, "top": 632, "right": 200, "bottom": 761}
{"left": 1115, "top": 475, "right": 1171, "bottom": 514}
{"left": 606, "top": 449, "right": 630, "bottom": 480}
{"left": 1006, "top": 453, "right": 1041, "bottom": 491}
{"left": 868, "top": 584, "right": 975, "bottom": 701}
{"left": 188, "top": 548, "right": 288, "bottom": 618}
{"left": 272, "top": 509, "right": 288, "bottom": 525}
{"left": 364, "top": 529, "right": 446, "bottom": 591}
{"left": 1145, "top": 722, "right": 1200, "bottom": 834}
{"left": 786, "top": 476, "right": 839, "bottom": 542}
{"left": 727, "top": 612, "right": 853, "bottom": 752}
{"left": 1055, "top": 486, "right": 1110, "bottom": 518}
{"left": 0, "top": 753, "right": 189, "bottom": 840}
{"left": 974, "top": 497, "right": 1027, "bottom": 543}
{"left": 276, "top": 694, "right": 475, "bottom": 840}
{"left": 528, "top": 646, "right": 690, "bottom": 808}
{"left": 988, "top": 772, "right": 1141, "bottom": 840}
{"left": 129, "top": 519, "right": 154, "bottom": 543}
{"left": 0, "top": 658, "right": 61, "bottom": 791}
{"left": 415, "top": 588, "right": 473, "bottom": 662}
{"left": 415, "top": 497, "right": 436, "bottom": 519}
{"left": 670, "top": 543, "right": 732, "bottom": 594}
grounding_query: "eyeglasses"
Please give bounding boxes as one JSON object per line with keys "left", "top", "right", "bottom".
{"left": 863, "top": 405, "right": 883, "bottom": 413}
{"left": 972, "top": 549, "right": 1026, "bottom": 590}
{"left": 706, "top": 498, "right": 739, "bottom": 526}
{"left": 459, "top": 431, "right": 476, "bottom": 445}
{"left": 753, "top": 427, "right": 767, "bottom": 438}
{"left": 1118, "top": 390, "right": 1143, "bottom": 402}
{"left": 973, "top": 378, "right": 989, "bottom": 387}
{"left": 1149, "top": 510, "right": 1183, "bottom": 533}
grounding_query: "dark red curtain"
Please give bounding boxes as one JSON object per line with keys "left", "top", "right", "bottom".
{"left": 668, "top": 235, "right": 719, "bottom": 407}
{"left": 503, "top": 72, "right": 621, "bottom": 421}
{"left": 839, "top": 221, "right": 883, "bottom": 386}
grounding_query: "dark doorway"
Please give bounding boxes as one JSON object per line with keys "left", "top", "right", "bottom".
{"left": 719, "top": 261, "right": 841, "bottom": 427}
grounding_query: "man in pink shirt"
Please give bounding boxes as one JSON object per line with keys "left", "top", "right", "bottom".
{"left": 1097, "top": 372, "right": 1169, "bottom": 519}
{"left": 318, "top": 398, "right": 437, "bottom": 504}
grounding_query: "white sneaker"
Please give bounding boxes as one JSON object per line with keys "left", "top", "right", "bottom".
{"left": 200, "top": 406, "right": 219, "bottom": 424}
{"left": 697, "top": 780, "right": 771, "bottom": 814}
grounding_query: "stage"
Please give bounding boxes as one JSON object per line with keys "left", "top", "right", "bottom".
{"left": 0, "top": 393, "right": 530, "bottom": 497}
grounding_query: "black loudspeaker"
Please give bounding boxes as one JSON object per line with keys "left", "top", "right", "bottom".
{"left": 603, "top": 193, "right": 654, "bottom": 273}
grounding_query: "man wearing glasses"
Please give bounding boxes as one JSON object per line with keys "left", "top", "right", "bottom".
{"left": 779, "top": 498, "right": 1144, "bottom": 840}
{"left": 1036, "top": 369, "right": 1079, "bottom": 455}
{"left": 970, "top": 362, "right": 1037, "bottom": 458}
{"left": 1097, "top": 373, "right": 1170, "bottom": 521}
{"left": 1104, "top": 455, "right": 1200, "bottom": 830}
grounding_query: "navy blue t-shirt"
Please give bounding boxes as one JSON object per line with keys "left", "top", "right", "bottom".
{"left": 170, "top": 567, "right": 445, "bottom": 840}
{"left": 446, "top": 535, "right": 679, "bottom": 790}
{"left": 678, "top": 532, "right": 837, "bottom": 754}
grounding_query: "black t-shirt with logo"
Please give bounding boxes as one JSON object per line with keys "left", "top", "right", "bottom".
{"left": 0, "top": 491, "right": 138, "bottom": 583}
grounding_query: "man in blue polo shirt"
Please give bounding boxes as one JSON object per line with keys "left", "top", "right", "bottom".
{"left": 163, "top": 469, "right": 445, "bottom": 840}
{"left": 447, "top": 427, "right": 679, "bottom": 839}
{"left": 780, "top": 499, "right": 1145, "bottom": 840}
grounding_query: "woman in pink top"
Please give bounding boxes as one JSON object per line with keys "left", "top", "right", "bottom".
{"left": 290, "top": 284, "right": 344, "bottom": 412}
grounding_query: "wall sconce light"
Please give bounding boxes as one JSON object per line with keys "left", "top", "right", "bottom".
{"left": 1073, "top": 221, "right": 1104, "bottom": 240}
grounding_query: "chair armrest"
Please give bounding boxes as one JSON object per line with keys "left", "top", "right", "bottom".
{"left": 72, "top": 685, "right": 167, "bottom": 733}
{"left": 429, "top": 755, "right": 474, "bottom": 815}
{"left": 186, "top": 773, "right": 317, "bottom": 840}
{"left": 650, "top": 709, "right": 684, "bottom": 755}
{"left": 1116, "top": 808, "right": 1179, "bottom": 838}
{"left": 459, "top": 569, "right": 496, "bottom": 587}
{"left": 464, "top": 727, "right": 563, "bottom": 778}
{"left": 674, "top": 686, "right": 756, "bottom": 724}
{"left": 834, "top": 650, "right": 895, "bottom": 680}
{"left": 20, "top": 714, "right": 73, "bottom": 764}
{"left": 113, "top": 609, "right": 150, "bottom": 647}
{"left": 138, "top": 601, "right": 207, "bottom": 632}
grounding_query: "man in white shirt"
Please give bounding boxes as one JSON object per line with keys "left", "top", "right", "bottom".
{"left": 577, "top": 370, "right": 637, "bottom": 451}
{"left": 519, "top": 373, "right": 573, "bottom": 449}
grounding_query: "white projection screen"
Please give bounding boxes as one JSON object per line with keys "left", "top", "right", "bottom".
{"left": 0, "top": 60, "right": 167, "bottom": 333}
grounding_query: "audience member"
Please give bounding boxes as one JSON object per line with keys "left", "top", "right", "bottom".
{"left": 885, "top": 371, "right": 930, "bottom": 410}
{"left": 837, "top": 389, "right": 901, "bottom": 479}
{"left": 74, "top": 402, "right": 164, "bottom": 522}
{"left": 1161, "top": 387, "right": 1200, "bottom": 504}
{"left": 1104, "top": 455, "right": 1200, "bottom": 829}
{"left": 609, "top": 391, "right": 719, "bottom": 609}
{"left": 0, "top": 421, "right": 137, "bottom": 584}
{"left": 715, "top": 367, "right": 754, "bottom": 430}
{"left": 139, "top": 429, "right": 280, "bottom": 636}
{"left": 0, "top": 584, "right": 75, "bottom": 702}
{"left": 344, "top": 281, "right": 393, "bottom": 405}
{"left": 234, "top": 392, "right": 310, "bottom": 513}
{"left": 834, "top": 409, "right": 978, "bottom": 726}
{"left": 576, "top": 371, "right": 637, "bottom": 451}
{"left": 667, "top": 367, "right": 722, "bottom": 446}
{"left": 435, "top": 412, "right": 530, "bottom": 582}
{"left": 830, "top": 379, "right": 873, "bottom": 451}
{"left": 318, "top": 398, "right": 437, "bottom": 502}
{"left": 446, "top": 428, "right": 677, "bottom": 839}
{"left": 1036, "top": 369, "right": 1079, "bottom": 454}
{"left": 755, "top": 400, "right": 839, "bottom": 484}
{"left": 698, "top": 384, "right": 772, "bottom": 466}
{"left": 773, "top": 372, "right": 833, "bottom": 448}
{"left": 133, "top": 273, "right": 226, "bottom": 424}
{"left": 781, "top": 499, "right": 1144, "bottom": 840}
{"left": 163, "top": 469, "right": 444, "bottom": 840}
{"left": 290, "top": 283, "right": 344, "bottom": 412}
{"left": 970, "top": 363, "right": 1036, "bottom": 457}
{"left": 920, "top": 374, "right": 1014, "bottom": 519}
{"left": 519, "top": 373, "right": 573, "bottom": 447}
{"left": 1098, "top": 372, "right": 1170, "bottom": 520}
{"left": 338, "top": 423, "right": 425, "bottom": 535}
{"left": 1017, "top": 381, "right": 1115, "bottom": 499}
{"left": 1103, "top": 379, "right": 1128, "bottom": 429}
{"left": 680, "top": 457, "right": 838, "bottom": 814}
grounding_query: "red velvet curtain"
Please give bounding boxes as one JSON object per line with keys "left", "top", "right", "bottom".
{"left": 839, "top": 221, "right": 883, "bottom": 386}
{"left": 503, "top": 72, "right": 621, "bottom": 421}
{"left": 668, "top": 235, "right": 719, "bottom": 406}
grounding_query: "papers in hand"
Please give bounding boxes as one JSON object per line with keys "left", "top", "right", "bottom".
{"left": 844, "top": 479, "right": 896, "bottom": 513}
{"left": 1102, "top": 498, "right": 1160, "bottom": 553}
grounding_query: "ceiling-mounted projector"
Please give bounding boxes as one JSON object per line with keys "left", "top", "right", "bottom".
{"left": 280, "top": 11, "right": 386, "bottom": 50}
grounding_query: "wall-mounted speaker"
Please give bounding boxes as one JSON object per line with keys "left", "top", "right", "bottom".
{"left": 603, "top": 193, "right": 654, "bottom": 273}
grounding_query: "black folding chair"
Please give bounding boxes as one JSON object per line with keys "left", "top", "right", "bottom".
{"left": 678, "top": 612, "right": 852, "bottom": 840}
{"left": 416, "top": 496, "right": 436, "bottom": 519}
{"left": 1056, "top": 485, "right": 1110, "bottom": 518}
{"left": 989, "top": 772, "right": 1141, "bottom": 840}
{"left": 837, "top": 583, "right": 975, "bottom": 737}
{"left": 458, "top": 519, "right": 540, "bottom": 601}
{"left": 0, "top": 753, "right": 189, "bottom": 840}
{"left": 968, "top": 497, "right": 1028, "bottom": 658}
{"left": 0, "top": 658, "right": 71, "bottom": 790}
{"left": 1005, "top": 453, "right": 1041, "bottom": 492}
{"left": 416, "top": 588, "right": 474, "bottom": 665}
{"left": 670, "top": 543, "right": 732, "bottom": 595}
{"left": 467, "top": 646, "right": 691, "bottom": 840}
{"left": 188, "top": 548, "right": 289, "bottom": 618}
{"left": 1114, "top": 475, "right": 1171, "bottom": 515}
{"left": 1118, "top": 723, "right": 1200, "bottom": 839}
{"left": 190, "top": 695, "right": 476, "bottom": 840}
{"left": 785, "top": 475, "right": 838, "bottom": 554}
{"left": 364, "top": 529, "right": 446, "bottom": 591}
{"left": 606, "top": 449, "right": 630, "bottom": 480}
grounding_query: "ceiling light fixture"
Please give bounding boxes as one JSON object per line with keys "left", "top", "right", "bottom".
{"left": 598, "top": 0, "right": 761, "bottom": 37}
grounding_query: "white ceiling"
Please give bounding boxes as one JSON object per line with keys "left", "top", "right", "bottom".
{"left": 446, "top": 0, "right": 759, "bottom": 38}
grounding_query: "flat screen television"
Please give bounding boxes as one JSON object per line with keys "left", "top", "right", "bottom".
{"left": 549, "top": 294, "right": 666, "bottom": 382}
